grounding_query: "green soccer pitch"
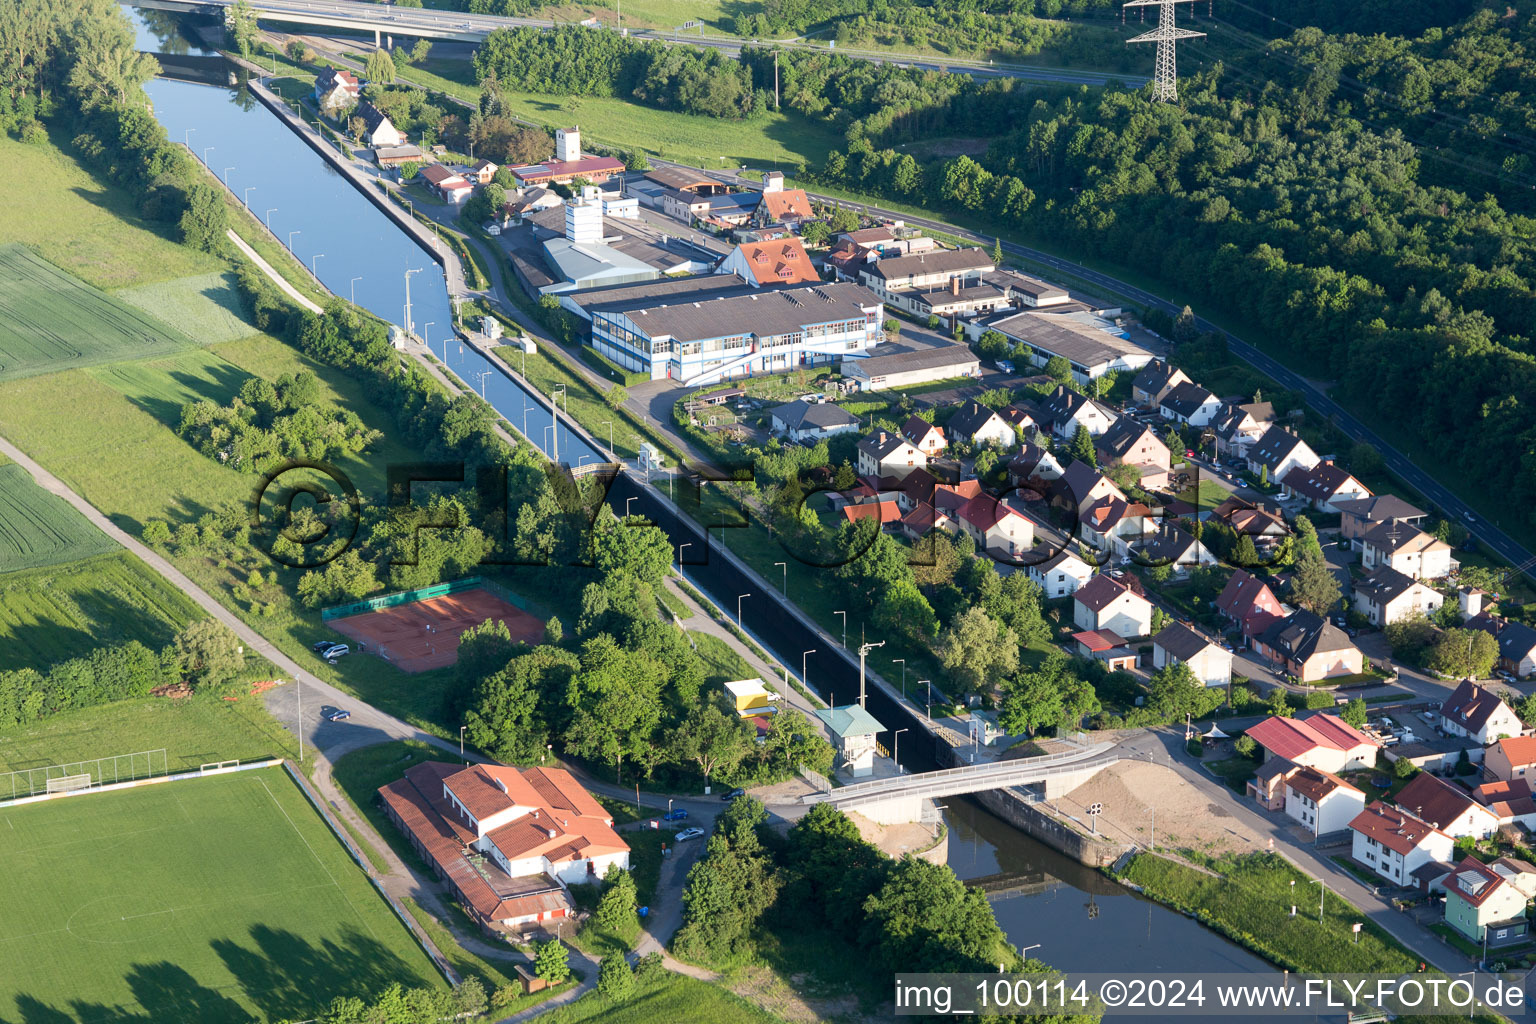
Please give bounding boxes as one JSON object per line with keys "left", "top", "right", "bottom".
{"left": 0, "top": 767, "right": 444, "bottom": 1023}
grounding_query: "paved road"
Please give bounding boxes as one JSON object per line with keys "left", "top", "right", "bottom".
{"left": 140, "top": 0, "right": 1142, "bottom": 84}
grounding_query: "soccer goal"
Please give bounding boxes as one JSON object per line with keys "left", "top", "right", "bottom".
{"left": 45, "top": 774, "right": 93, "bottom": 794}
{"left": 0, "top": 749, "right": 168, "bottom": 802}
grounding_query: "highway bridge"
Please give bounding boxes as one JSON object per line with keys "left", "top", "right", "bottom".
{"left": 124, "top": 0, "right": 1143, "bottom": 85}
{"left": 805, "top": 741, "right": 1122, "bottom": 824}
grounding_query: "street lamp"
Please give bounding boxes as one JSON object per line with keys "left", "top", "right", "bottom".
{"left": 678, "top": 541, "right": 691, "bottom": 564}
{"left": 184, "top": 127, "right": 195, "bottom": 147}
{"left": 222, "top": 166, "right": 234, "bottom": 184}
{"left": 459, "top": 725, "right": 467, "bottom": 760}
{"left": 737, "top": 594, "right": 749, "bottom": 626}
{"left": 350, "top": 276, "right": 363, "bottom": 304}
{"left": 424, "top": 321, "right": 436, "bottom": 356}
{"left": 601, "top": 419, "right": 615, "bottom": 456}
{"left": 202, "top": 146, "right": 214, "bottom": 165}
{"left": 834, "top": 610, "right": 847, "bottom": 648}
{"left": 243, "top": 186, "right": 255, "bottom": 206}
{"left": 774, "top": 561, "right": 786, "bottom": 596}
{"left": 893, "top": 728, "right": 907, "bottom": 773}
{"left": 1146, "top": 806, "right": 1155, "bottom": 851}
{"left": 288, "top": 229, "right": 300, "bottom": 250}
{"left": 893, "top": 658, "right": 906, "bottom": 699}
{"left": 625, "top": 496, "right": 637, "bottom": 517}
{"left": 311, "top": 252, "right": 325, "bottom": 276}
{"left": 264, "top": 207, "right": 277, "bottom": 229}
{"left": 802, "top": 650, "right": 815, "bottom": 690}
{"left": 920, "top": 680, "right": 932, "bottom": 719}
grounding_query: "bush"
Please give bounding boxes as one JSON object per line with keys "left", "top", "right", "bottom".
{"left": 1393, "top": 757, "right": 1419, "bottom": 779}
{"left": 1303, "top": 691, "right": 1334, "bottom": 709}
{"left": 1233, "top": 734, "right": 1257, "bottom": 758}
{"left": 1186, "top": 737, "right": 1204, "bottom": 757}
{"left": 597, "top": 953, "right": 635, "bottom": 1000}
{"left": 634, "top": 951, "right": 665, "bottom": 981}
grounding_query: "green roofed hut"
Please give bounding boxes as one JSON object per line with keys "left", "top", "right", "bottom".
{"left": 814, "top": 704, "right": 885, "bottom": 778}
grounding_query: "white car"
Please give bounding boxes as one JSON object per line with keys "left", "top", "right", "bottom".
{"left": 674, "top": 827, "right": 706, "bottom": 842}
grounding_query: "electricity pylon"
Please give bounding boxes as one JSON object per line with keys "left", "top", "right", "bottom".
{"left": 1125, "top": 0, "right": 1206, "bottom": 103}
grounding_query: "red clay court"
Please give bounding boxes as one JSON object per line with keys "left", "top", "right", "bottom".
{"left": 328, "top": 587, "right": 545, "bottom": 673}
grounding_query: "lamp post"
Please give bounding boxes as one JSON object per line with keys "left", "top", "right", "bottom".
{"left": 311, "top": 253, "right": 325, "bottom": 276}
{"left": 202, "top": 146, "right": 214, "bottom": 165}
{"left": 473, "top": 370, "right": 492, "bottom": 399}
{"left": 601, "top": 419, "right": 615, "bottom": 457}
{"left": 424, "top": 321, "right": 435, "bottom": 356}
{"left": 350, "top": 276, "right": 362, "bottom": 304}
{"left": 893, "top": 658, "right": 906, "bottom": 699}
{"left": 1147, "top": 806, "right": 1155, "bottom": 851}
{"left": 242, "top": 186, "right": 255, "bottom": 206}
{"left": 774, "top": 561, "right": 786, "bottom": 596}
{"left": 737, "top": 594, "right": 749, "bottom": 627}
{"left": 625, "top": 496, "right": 637, "bottom": 517}
{"left": 264, "top": 207, "right": 276, "bottom": 229}
{"left": 184, "top": 128, "right": 195, "bottom": 147}
{"left": 222, "top": 166, "right": 234, "bottom": 184}
{"left": 459, "top": 725, "right": 466, "bottom": 760}
{"left": 288, "top": 229, "right": 300, "bottom": 251}
{"left": 921, "top": 680, "right": 932, "bottom": 719}
{"left": 802, "top": 650, "right": 815, "bottom": 690}
{"left": 403, "top": 267, "right": 421, "bottom": 338}
{"left": 677, "top": 541, "right": 691, "bottom": 564}
{"left": 893, "top": 728, "right": 907, "bottom": 773}
{"left": 834, "top": 610, "right": 846, "bottom": 648}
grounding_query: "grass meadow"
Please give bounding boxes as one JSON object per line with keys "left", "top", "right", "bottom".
{"left": 0, "top": 552, "right": 200, "bottom": 673}
{"left": 0, "top": 463, "right": 119, "bottom": 573}
{"left": 0, "top": 244, "right": 200, "bottom": 383}
{"left": 114, "top": 272, "right": 263, "bottom": 346}
{"left": 0, "top": 767, "right": 442, "bottom": 1023}
{"left": 0, "top": 136, "right": 218, "bottom": 290}
{"left": 538, "top": 973, "right": 785, "bottom": 1024}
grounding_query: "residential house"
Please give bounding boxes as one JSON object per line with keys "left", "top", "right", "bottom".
{"left": 895, "top": 467, "right": 942, "bottom": 512}
{"left": 1281, "top": 462, "right": 1371, "bottom": 513}
{"left": 1210, "top": 497, "right": 1289, "bottom": 554}
{"left": 1071, "top": 629, "right": 1137, "bottom": 671}
{"left": 1359, "top": 522, "right": 1457, "bottom": 581}
{"left": 840, "top": 497, "right": 901, "bottom": 528}
{"left": 1336, "top": 495, "right": 1428, "bottom": 544}
{"left": 856, "top": 430, "right": 927, "bottom": 481}
{"left": 1095, "top": 418, "right": 1171, "bottom": 491}
{"left": 1441, "top": 680, "right": 1524, "bottom": 746}
{"left": 754, "top": 187, "right": 814, "bottom": 230}
{"left": 1134, "top": 524, "right": 1217, "bottom": 574}
{"left": 375, "top": 144, "right": 425, "bottom": 169}
{"left": 841, "top": 345, "right": 980, "bottom": 392}
{"left": 1443, "top": 856, "right": 1534, "bottom": 945}
{"left": 1041, "top": 385, "right": 1118, "bottom": 439}
{"left": 1467, "top": 616, "right": 1536, "bottom": 680}
{"left": 468, "top": 159, "right": 499, "bottom": 185}
{"left": 932, "top": 480, "right": 984, "bottom": 517}
{"left": 947, "top": 401, "right": 1016, "bottom": 449}
{"left": 420, "top": 164, "right": 473, "bottom": 204}
{"left": 1158, "top": 381, "right": 1222, "bottom": 427}
{"left": 901, "top": 415, "right": 948, "bottom": 457}
{"left": 1151, "top": 621, "right": 1233, "bottom": 687}
{"left": 379, "top": 762, "right": 629, "bottom": 934}
{"left": 1246, "top": 426, "right": 1318, "bottom": 486}
{"left": 356, "top": 101, "right": 404, "bottom": 148}
{"left": 768, "top": 400, "right": 859, "bottom": 443}
{"left": 1216, "top": 568, "right": 1286, "bottom": 639}
{"left": 1028, "top": 550, "right": 1095, "bottom": 599}
{"left": 1349, "top": 801, "right": 1455, "bottom": 888}
{"left": 1054, "top": 461, "right": 1128, "bottom": 520}
{"left": 717, "top": 238, "right": 821, "bottom": 288}
{"left": 1080, "top": 496, "right": 1157, "bottom": 559}
{"left": 1211, "top": 401, "right": 1274, "bottom": 458}
{"left": 1285, "top": 767, "right": 1366, "bottom": 836}
{"left": 1248, "top": 756, "right": 1299, "bottom": 811}
{"left": 1471, "top": 778, "right": 1536, "bottom": 831}
{"left": 1002, "top": 401, "right": 1045, "bottom": 437}
{"left": 1245, "top": 713, "right": 1380, "bottom": 773}
{"left": 313, "top": 67, "right": 360, "bottom": 115}
{"left": 1072, "top": 573, "right": 1154, "bottom": 639}
{"left": 1131, "top": 360, "right": 1191, "bottom": 407}
{"left": 1252, "top": 610, "right": 1364, "bottom": 683}
{"left": 957, "top": 493, "right": 1035, "bottom": 559}
{"left": 1395, "top": 772, "right": 1500, "bottom": 839}
{"left": 1007, "top": 444, "right": 1065, "bottom": 487}
{"left": 1485, "top": 736, "right": 1536, "bottom": 784}
{"left": 1352, "top": 566, "right": 1444, "bottom": 627}
{"left": 898, "top": 501, "right": 956, "bottom": 542}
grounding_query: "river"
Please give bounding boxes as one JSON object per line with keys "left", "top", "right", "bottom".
{"left": 128, "top": 5, "right": 1281, "bottom": 990}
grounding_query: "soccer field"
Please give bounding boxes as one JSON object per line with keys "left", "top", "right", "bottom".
{"left": 0, "top": 768, "right": 443, "bottom": 1023}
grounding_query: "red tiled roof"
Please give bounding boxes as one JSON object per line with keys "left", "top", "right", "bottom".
{"left": 1394, "top": 773, "right": 1496, "bottom": 832}
{"left": 1349, "top": 800, "right": 1446, "bottom": 856}
{"left": 842, "top": 499, "right": 901, "bottom": 525}
{"left": 1492, "top": 735, "right": 1536, "bottom": 769}
{"left": 1286, "top": 765, "right": 1359, "bottom": 803}
{"left": 1072, "top": 629, "right": 1128, "bottom": 653}
{"left": 760, "top": 188, "right": 812, "bottom": 221}
{"left": 735, "top": 237, "right": 819, "bottom": 285}
{"left": 1472, "top": 778, "right": 1536, "bottom": 820}
{"left": 957, "top": 492, "right": 1025, "bottom": 533}
{"left": 900, "top": 501, "right": 950, "bottom": 535}
{"left": 1245, "top": 714, "right": 1376, "bottom": 761}
{"left": 1074, "top": 573, "right": 1133, "bottom": 613}
{"left": 933, "top": 481, "right": 982, "bottom": 515}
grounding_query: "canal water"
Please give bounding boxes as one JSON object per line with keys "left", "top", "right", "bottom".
{"left": 129, "top": 6, "right": 1282, "bottom": 986}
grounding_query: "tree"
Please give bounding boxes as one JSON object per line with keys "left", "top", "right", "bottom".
{"left": 365, "top": 47, "right": 396, "bottom": 85}
{"left": 409, "top": 39, "right": 432, "bottom": 64}
{"left": 226, "top": 0, "right": 258, "bottom": 56}
{"left": 595, "top": 866, "right": 639, "bottom": 930}
{"left": 937, "top": 607, "right": 1017, "bottom": 695}
{"left": 1173, "top": 305, "right": 1198, "bottom": 342}
{"left": 1145, "top": 660, "right": 1222, "bottom": 723}
{"left": 1340, "top": 697, "right": 1368, "bottom": 728}
{"left": 1265, "top": 685, "right": 1292, "bottom": 718}
{"left": 1069, "top": 424, "right": 1096, "bottom": 467}
{"left": 591, "top": 512, "right": 671, "bottom": 585}
{"left": 667, "top": 704, "right": 752, "bottom": 785}
{"left": 1231, "top": 534, "right": 1259, "bottom": 567}
{"left": 545, "top": 616, "right": 564, "bottom": 644}
{"left": 999, "top": 652, "right": 1099, "bottom": 736}
{"left": 860, "top": 858, "right": 1009, "bottom": 973}
{"left": 597, "top": 953, "right": 635, "bottom": 1000}
{"left": 179, "top": 183, "right": 226, "bottom": 253}
{"left": 173, "top": 620, "right": 244, "bottom": 689}
{"left": 1043, "top": 356, "right": 1073, "bottom": 386}
{"left": 1428, "top": 628, "right": 1500, "bottom": 680}
{"left": 604, "top": 384, "right": 629, "bottom": 410}
{"left": 1289, "top": 544, "right": 1341, "bottom": 615}
{"left": 991, "top": 237, "right": 1004, "bottom": 266}
{"left": 800, "top": 220, "right": 831, "bottom": 246}
{"left": 532, "top": 938, "right": 570, "bottom": 983}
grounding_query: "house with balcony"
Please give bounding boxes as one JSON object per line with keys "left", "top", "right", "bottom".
{"left": 1349, "top": 801, "right": 1454, "bottom": 888}
{"left": 1095, "top": 419, "right": 1171, "bottom": 492}
{"left": 1285, "top": 767, "right": 1366, "bottom": 837}
{"left": 1251, "top": 610, "right": 1364, "bottom": 683}
{"left": 1335, "top": 495, "right": 1428, "bottom": 544}
{"left": 1245, "top": 713, "right": 1380, "bottom": 774}
{"left": 1281, "top": 461, "right": 1371, "bottom": 513}
{"left": 1211, "top": 401, "right": 1274, "bottom": 458}
{"left": 1359, "top": 522, "right": 1458, "bottom": 581}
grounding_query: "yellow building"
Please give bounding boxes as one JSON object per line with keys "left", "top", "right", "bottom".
{"left": 724, "top": 679, "right": 779, "bottom": 718}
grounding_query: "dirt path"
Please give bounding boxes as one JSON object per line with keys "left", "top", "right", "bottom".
{"left": 226, "top": 229, "right": 322, "bottom": 314}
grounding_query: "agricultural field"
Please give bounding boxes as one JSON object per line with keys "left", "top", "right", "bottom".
{"left": 0, "top": 767, "right": 443, "bottom": 1023}
{"left": 0, "top": 551, "right": 201, "bottom": 673}
{"left": 114, "top": 272, "right": 262, "bottom": 346}
{"left": 0, "top": 462, "right": 119, "bottom": 573}
{"left": 0, "top": 244, "right": 201, "bottom": 383}
{"left": 0, "top": 137, "right": 219, "bottom": 290}
{"left": 538, "top": 973, "right": 786, "bottom": 1024}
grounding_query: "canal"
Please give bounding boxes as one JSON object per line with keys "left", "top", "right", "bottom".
{"left": 129, "top": 6, "right": 1282, "bottom": 987}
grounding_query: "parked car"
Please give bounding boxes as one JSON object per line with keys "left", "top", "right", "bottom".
{"left": 323, "top": 644, "right": 350, "bottom": 659}
{"left": 312, "top": 640, "right": 339, "bottom": 652}
{"left": 325, "top": 709, "right": 351, "bottom": 722}
{"left": 674, "top": 827, "right": 706, "bottom": 842}
{"left": 662, "top": 808, "right": 689, "bottom": 821}
{"left": 1498, "top": 670, "right": 1517, "bottom": 682}
{"left": 720, "top": 787, "right": 746, "bottom": 801}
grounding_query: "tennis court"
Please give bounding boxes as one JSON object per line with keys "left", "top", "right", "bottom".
{"left": 0, "top": 767, "right": 442, "bottom": 1023}
{"left": 327, "top": 586, "right": 545, "bottom": 672}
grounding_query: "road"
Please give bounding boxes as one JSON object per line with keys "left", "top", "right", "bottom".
{"left": 129, "top": 0, "right": 1141, "bottom": 84}
{"left": 690, "top": 163, "right": 1536, "bottom": 590}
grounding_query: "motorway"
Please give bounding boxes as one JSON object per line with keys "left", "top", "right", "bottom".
{"left": 126, "top": 0, "right": 1141, "bottom": 85}
{"left": 692, "top": 163, "right": 1536, "bottom": 590}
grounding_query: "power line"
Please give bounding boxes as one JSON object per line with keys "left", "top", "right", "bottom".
{"left": 1125, "top": 0, "right": 1207, "bottom": 102}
